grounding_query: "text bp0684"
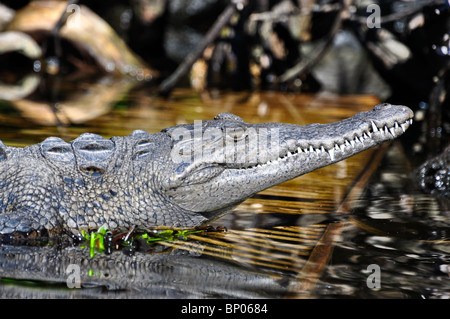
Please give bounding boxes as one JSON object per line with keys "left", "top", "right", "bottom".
{"left": 180, "top": 303, "right": 268, "bottom": 316}
{"left": 226, "top": 304, "right": 268, "bottom": 314}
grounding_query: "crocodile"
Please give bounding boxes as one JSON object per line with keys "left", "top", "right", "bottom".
{"left": 0, "top": 103, "right": 413, "bottom": 235}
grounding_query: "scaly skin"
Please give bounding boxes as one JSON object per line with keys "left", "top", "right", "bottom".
{"left": 0, "top": 103, "right": 413, "bottom": 234}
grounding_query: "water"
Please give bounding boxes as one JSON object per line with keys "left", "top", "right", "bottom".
{"left": 0, "top": 80, "right": 448, "bottom": 298}
{"left": 314, "top": 144, "right": 449, "bottom": 298}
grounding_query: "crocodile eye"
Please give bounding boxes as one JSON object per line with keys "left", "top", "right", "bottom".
{"left": 227, "top": 126, "right": 247, "bottom": 141}
{"left": 175, "top": 139, "right": 194, "bottom": 156}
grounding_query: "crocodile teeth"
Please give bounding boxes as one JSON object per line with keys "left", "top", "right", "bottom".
{"left": 401, "top": 123, "right": 407, "bottom": 132}
{"left": 371, "top": 120, "right": 378, "bottom": 132}
{"left": 328, "top": 148, "right": 335, "bottom": 161}
{"left": 389, "top": 127, "right": 396, "bottom": 137}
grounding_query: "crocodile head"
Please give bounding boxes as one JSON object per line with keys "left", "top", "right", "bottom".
{"left": 158, "top": 103, "right": 414, "bottom": 223}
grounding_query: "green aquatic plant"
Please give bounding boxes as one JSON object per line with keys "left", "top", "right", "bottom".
{"left": 81, "top": 226, "right": 202, "bottom": 258}
{"left": 137, "top": 229, "right": 202, "bottom": 243}
{"left": 81, "top": 225, "right": 110, "bottom": 258}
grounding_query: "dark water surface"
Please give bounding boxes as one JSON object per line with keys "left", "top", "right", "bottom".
{"left": 0, "top": 81, "right": 448, "bottom": 298}
{"left": 315, "top": 144, "right": 449, "bottom": 298}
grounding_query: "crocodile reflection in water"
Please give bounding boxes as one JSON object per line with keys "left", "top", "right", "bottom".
{"left": 0, "top": 103, "right": 413, "bottom": 235}
{"left": 0, "top": 244, "right": 287, "bottom": 298}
